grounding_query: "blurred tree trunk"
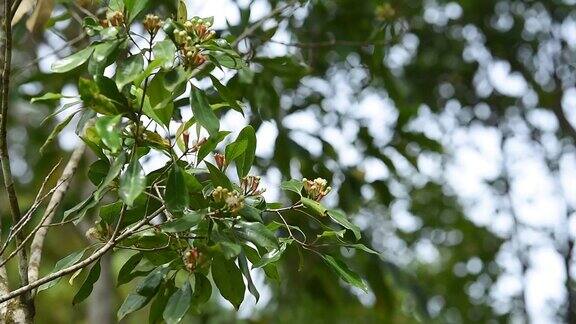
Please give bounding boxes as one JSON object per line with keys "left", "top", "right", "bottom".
{"left": 88, "top": 254, "right": 114, "bottom": 324}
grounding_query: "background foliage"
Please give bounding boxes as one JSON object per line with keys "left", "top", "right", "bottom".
{"left": 2, "top": 0, "right": 576, "bottom": 323}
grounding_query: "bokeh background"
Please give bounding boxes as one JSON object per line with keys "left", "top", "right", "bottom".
{"left": 2, "top": 0, "right": 576, "bottom": 323}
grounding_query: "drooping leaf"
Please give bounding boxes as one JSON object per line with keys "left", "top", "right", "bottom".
{"left": 165, "top": 166, "right": 189, "bottom": 213}
{"left": 117, "top": 253, "right": 144, "bottom": 286}
{"left": 120, "top": 157, "right": 147, "bottom": 207}
{"left": 191, "top": 87, "right": 220, "bottom": 136}
{"left": 192, "top": 273, "right": 212, "bottom": 306}
{"left": 163, "top": 281, "right": 192, "bottom": 324}
{"left": 211, "top": 255, "right": 245, "bottom": 309}
{"left": 125, "top": 0, "right": 149, "bottom": 22}
{"left": 118, "top": 293, "right": 151, "bottom": 321}
{"left": 235, "top": 126, "right": 256, "bottom": 178}
{"left": 72, "top": 261, "right": 101, "bottom": 305}
{"left": 136, "top": 265, "right": 168, "bottom": 297}
{"left": 88, "top": 159, "right": 110, "bottom": 186}
{"left": 321, "top": 255, "right": 368, "bottom": 292}
{"left": 327, "top": 209, "right": 361, "bottom": 241}
{"left": 95, "top": 115, "right": 122, "bottom": 153}
{"left": 39, "top": 112, "right": 78, "bottom": 155}
{"left": 238, "top": 252, "right": 259, "bottom": 302}
{"left": 94, "top": 151, "right": 126, "bottom": 200}
{"left": 209, "top": 75, "right": 242, "bottom": 113}
{"left": 38, "top": 250, "right": 85, "bottom": 292}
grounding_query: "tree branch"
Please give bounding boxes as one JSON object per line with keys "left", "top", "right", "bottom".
{"left": 28, "top": 144, "right": 85, "bottom": 287}
{"left": 1, "top": 0, "right": 33, "bottom": 320}
{"left": 0, "top": 207, "right": 165, "bottom": 304}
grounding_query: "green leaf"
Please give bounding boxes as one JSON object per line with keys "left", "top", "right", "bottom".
{"left": 343, "top": 243, "right": 379, "bottom": 255}
{"left": 209, "top": 75, "right": 242, "bottom": 113}
{"left": 235, "top": 221, "right": 279, "bottom": 252}
{"left": 197, "top": 131, "right": 230, "bottom": 163}
{"left": 327, "top": 209, "right": 361, "bottom": 241}
{"left": 153, "top": 40, "right": 177, "bottom": 70}
{"left": 216, "top": 241, "right": 241, "bottom": 260}
{"left": 160, "top": 210, "right": 204, "bottom": 233}
{"left": 191, "top": 87, "right": 220, "bottom": 136}
{"left": 72, "top": 261, "right": 101, "bottom": 305}
{"left": 235, "top": 126, "right": 256, "bottom": 178}
{"left": 38, "top": 250, "right": 85, "bottom": 292}
{"left": 89, "top": 40, "right": 124, "bottom": 76}
{"left": 211, "top": 255, "right": 245, "bottom": 309}
{"left": 125, "top": 0, "right": 148, "bottom": 22}
{"left": 281, "top": 179, "right": 303, "bottom": 195}
{"left": 238, "top": 252, "right": 259, "bottom": 302}
{"left": 146, "top": 73, "right": 174, "bottom": 126}
{"left": 301, "top": 197, "right": 327, "bottom": 217}
{"left": 88, "top": 159, "right": 110, "bottom": 186}
{"left": 225, "top": 139, "right": 247, "bottom": 164}
{"left": 117, "top": 253, "right": 144, "bottom": 286}
{"left": 120, "top": 157, "right": 147, "bottom": 207}
{"left": 95, "top": 115, "right": 122, "bottom": 153}
{"left": 52, "top": 46, "right": 94, "bottom": 73}
{"left": 206, "top": 162, "right": 232, "bottom": 190}
{"left": 94, "top": 152, "right": 126, "bottom": 202}
{"left": 192, "top": 273, "right": 212, "bottom": 305}
{"left": 118, "top": 293, "right": 151, "bottom": 320}
{"left": 238, "top": 205, "right": 263, "bottom": 223}
{"left": 163, "top": 281, "right": 192, "bottom": 324}
{"left": 31, "top": 92, "right": 64, "bottom": 103}
{"left": 78, "top": 78, "right": 121, "bottom": 115}
{"left": 136, "top": 266, "right": 168, "bottom": 297}
{"left": 253, "top": 242, "right": 288, "bottom": 268}
{"left": 149, "top": 280, "right": 175, "bottom": 324}
{"left": 116, "top": 54, "right": 144, "bottom": 89}
{"left": 165, "top": 166, "right": 189, "bottom": 213}
{"left": 321, "top": 255, "right": 368, "bottom": 292}
{"left": 40, "top": 112, "right": 78, "bottom": 155}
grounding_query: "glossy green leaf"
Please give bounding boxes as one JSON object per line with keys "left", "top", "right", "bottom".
{"left": 238, "top": 252, "right": 259, "bottom": 302}
{"left": 191, "top": 87, "right": 220, "bottom": 136}
{"left": 52, "top": 46, "right": 94, "bottom": 73}
{"left": 163, "top": 280, "right": 192, "bottom": 324}
{"left": 160, "top": 210, "right": 204, "bottom": 232}
{"left": 206, "top": 162, "right": 232, "bottom": 190}
{"left": 211, "top": 255, "right": 245, "bottom": 309}
{"left": 95, "top": 115, "right": 122, "bottom": 153}
{"left": 39, "top": 112, "right": 78, "bottom": 155}
{"left": 125, "top": 0, "right": 148, "bottom": 22}
{"left": 281, "top": 179, "right": 303, "bottom": 195}
{"left": 38, "top": 250, "right": 85, "bottom": 292}
{"left": 322, "top": 255, "right": 368, "bottom": 292}
{"left": 225, "top": 139, "right": 247, "bottom": 164}
{"left": 118, "top": 293, "right": 151, "bottom": 321}
{"left": 72, "top": 261, "right": 101, "bottom": 305}
{"left": 165, "top": 166, "right": 189, "bottom": 213}
{"left": 301, "top": 197, "right": 327, "bottom": 217}
{"left": 120, "top": 157, "right": 147, "bottom": 207}
{"left": 117, "top": 253, "right": 144, "bottom": 286}
{"left": 235, "top": 126, "right": 256, "bottom": 178}
{"left": 197, "top": 131, "right": 230, "bottom": 163}
{"left": 88, "top": 159, "right": 110, "bottom": 186}
{"left": 136, "top": 266, "right": 168, "bottom": 296}
{"left": 235, "top": 221, "right": 279, "bottom": 251}
{"left": 192, "top": 273, "right": 212, "bottom": 305}
{"left": 327, "top": 209, "right": 361, "bottom": 241}
{"left": 209, "top": 75, "right": 242, "bottom": 113}
{"left": 116, "top": 54, "right": 144, "bottom": 89}
{"left": 153, "top": 40, "right": 177, "bottom": 70}
{"left": 253, "top": 242, "right": 288, "bottom": 268}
